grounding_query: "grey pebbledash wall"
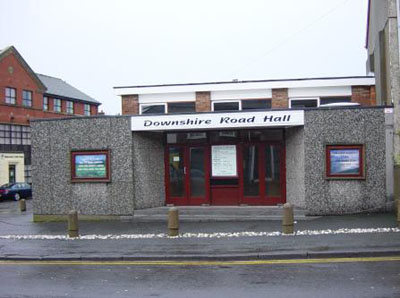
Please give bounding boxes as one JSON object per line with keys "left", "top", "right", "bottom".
{"left": 285, "top": 126, "right": 305, "bottom": 208}
{"left": 132, "top": 132, "right": 165, "bottom": 209}
{"left": 31, "top": 117, "right": 136, "bottom": 218}
{"left": 32, "top": 116, "right": 166, "bottom": 220}
{"left": 303, "top": 108, "right": 387, "bottom": 215}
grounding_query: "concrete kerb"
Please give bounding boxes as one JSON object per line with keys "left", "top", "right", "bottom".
{"left": 1, "top": 249, "right": 400, "bottom": 262}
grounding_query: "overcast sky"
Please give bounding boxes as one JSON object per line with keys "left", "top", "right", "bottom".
{"left": 0, "top": 0, "right": 369, "bottom": 115}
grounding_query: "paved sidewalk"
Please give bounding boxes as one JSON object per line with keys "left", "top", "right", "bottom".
{"left": 0, "top": 200, "right": 399, "bottom": 261}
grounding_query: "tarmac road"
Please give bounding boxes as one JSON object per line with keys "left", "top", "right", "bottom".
{"left": 0, "top": 257, "right": 399, "bottom": 298}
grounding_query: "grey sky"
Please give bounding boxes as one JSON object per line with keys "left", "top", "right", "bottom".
{"left": 0, "top": 0, "right": 369, "bottom": 115}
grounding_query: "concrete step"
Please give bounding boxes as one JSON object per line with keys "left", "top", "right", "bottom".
{"left": 132, "top": 206, "right": 315, "bottom": 222}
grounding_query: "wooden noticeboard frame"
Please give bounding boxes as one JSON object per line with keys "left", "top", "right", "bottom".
{"left": 71, "top": 150, "right": 111, "bottom": 183}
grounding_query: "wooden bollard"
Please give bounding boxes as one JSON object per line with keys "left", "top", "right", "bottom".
{"left": 397, "top": 201, "right": 400, "bottom": 227}
{"left": 68, "top": 210, "right": 79, "bottom": 238}
{"left": 19, "top": 199, "right": 26, "bottom": 212}
{"left": 282, "top": 203, "right": 294, "bottom": 234}
{"left": 168, "top": 207, "right": 179, "bottom": 236}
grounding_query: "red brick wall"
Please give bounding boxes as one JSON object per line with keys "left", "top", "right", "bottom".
{"left": 0, "top": 104, "right": 71, "bottom": 124}
{"left": 121, "top": 95, "right": 139, "bottom": 115}
{"left": 351, "top": 86, "right": 375, "bottom": 106}
{"left": 272, "top": 88, "right": 288, "bottom": 108}
{"left": 195, "top": 92, "right": 211, "bottom": 112}
{"left": 0, "top": 52, "right": 44, "bottom": 109}
{"left": 75, "top": 102, "right": 84, "bottom": 115}
{"left": 90, "top": 105, "right": 98, "bottom": 115}
{"left": 1, "top": 52, "right": 99, "bottom": 124}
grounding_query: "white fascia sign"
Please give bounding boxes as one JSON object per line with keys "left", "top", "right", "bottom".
{"left": 131, "top": 110, "right": 304, "bottom": 131}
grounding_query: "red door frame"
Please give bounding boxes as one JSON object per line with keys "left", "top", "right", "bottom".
{"left": 238, "top": 141, "right": 286, "bottom": 206}
{"left": 209, "top": 143, "right": 240, "bottom": 205}
{"left": 165, "top": 144, "right": 210, "bottom": 206}
{"left": 164, "top": 134, "right": 286, "bottom": 206}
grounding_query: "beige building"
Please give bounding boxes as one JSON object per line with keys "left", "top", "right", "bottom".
{"left": 0, "top": 153, "right": 24, "bottom": 186}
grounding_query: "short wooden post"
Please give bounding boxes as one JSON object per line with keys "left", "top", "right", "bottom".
{"left": 168, "top": 207, "right": 179, "bottom": 236}
{"left": 397, "top": 201, "right": 400, "bottom": 227}
{"left": 282, "top": 203, "right": 294, "bottom": 234}
{"left": 395, "top": 165, "right": 400, "bottom": 227}
{"left": 19, "top": 199, "right": 26, "bottom": 212}
{"left": 68, "top": 210, "right": 79, "bottom": 238}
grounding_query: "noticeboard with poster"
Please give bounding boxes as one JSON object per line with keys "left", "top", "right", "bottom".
{"left": 326, "top": 145, "right": 364, "bottom": 179}
{"left": 71, "top": 150, "right": 110, "bottom": 182}
{"left": 211, "top": 145, "right": 237, "bottom": 177}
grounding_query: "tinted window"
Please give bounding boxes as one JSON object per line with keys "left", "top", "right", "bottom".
{"left": 141, "top": 105, "right": 166, "bottom": 114}
{"left": 167, "top": 132, "right": 207, "bottom": 144}
{"left": 290, "top": 99, "right": 318, "bottom": 108}
{"left": 209, "top": 131, "right": 239, "bottom": 142}
{"left": 240, "top": 129, "right": 284, "bottom": 142}
{"left": 320, "top": 97, "right": 351, "bottom": 105}
{"left": 213, "top": 102, "right": 239, "bottom": 111}
{"left": 168, "top": 102, "right": 196, "bottom": 114}
{"left": 242, "top": 99, "right": 271, "bottom": 110}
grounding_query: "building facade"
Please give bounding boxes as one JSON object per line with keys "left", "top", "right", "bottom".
{"left": 31, "top": 76, "right": 394, "bottom": 220}
{"left": 0, "top": 46, "right": 101, "bottom": 185}
{"left": 366, "top": 0, "right": 400, "bottom": 208}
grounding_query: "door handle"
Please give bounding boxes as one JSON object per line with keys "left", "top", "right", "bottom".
{"left": 184, "top": 166, "right": 187, "bottom": 175}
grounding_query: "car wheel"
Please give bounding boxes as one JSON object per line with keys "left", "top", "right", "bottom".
{"left": 14, "top": 193, "right": 20, "bottom": 201}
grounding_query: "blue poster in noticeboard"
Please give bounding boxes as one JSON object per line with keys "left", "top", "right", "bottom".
{"left": 75, "top": 154, "right": 107, "bottom": 178}
{"left": 330, "top": 149, "right": 360, "bottom": 175}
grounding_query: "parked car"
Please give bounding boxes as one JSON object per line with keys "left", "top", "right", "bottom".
{"left": 0, "top": 183, "right": 32, "bottom": 201}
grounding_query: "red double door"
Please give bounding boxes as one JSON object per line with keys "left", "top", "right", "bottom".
{"left": 165, "top": 142, "right": 285, "bottom": 206}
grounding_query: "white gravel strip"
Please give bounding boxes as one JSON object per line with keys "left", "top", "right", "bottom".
{"left": 0, "top": 227, "right": 399, "bottom": 240}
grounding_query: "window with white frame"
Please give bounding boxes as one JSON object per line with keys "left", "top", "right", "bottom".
{"left": 167, "top": 102, "right": 196, "bottom": 114}
{"left": 140, "top": 103, "right": 166, "bottom": 114}
{"left": 5, "top": 87, "right": 16, "bottom": 104}
{"left": 289, "top": 98, "right": 319, "bottom": 108}
{"left": 43, "top": 96, "right": 49, "bottom": 111}
{"left": 53, "top": 98, "right": 61, "bottom": 112}
{"left": 242, "top": 99, "right": 271, "bottom": 110}
{"left": 319, "top": 96, "right": 352, "bottom": 105}
{"left": 212, "top": 100, "right": 240, "bottom": 111}
{"left": 289, "top": 96, "right": 353, "bottom": 108}
{"left": 0, "top": 124, "right": 30, "bottom": 145}
{"left": 84, "top": 104, "right": 91, "bottom": 116}
{"left": 22, "top": 90, "right": 32, "bottom": 107}
{"left": 66, "top": 101, "right": 74, "bottom": 114}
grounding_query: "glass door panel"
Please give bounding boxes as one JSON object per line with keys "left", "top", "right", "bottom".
{"left": 265, "top": 145, "right": 281, "bottom": 197}
{"left": 189, "top": 147, "right": 205, "bottom": 197}
{"left": 243, "top": 145, "right": 259, "bottom": 196}
{"left": 168, "top": 147, "right": 185, "bottom": 197}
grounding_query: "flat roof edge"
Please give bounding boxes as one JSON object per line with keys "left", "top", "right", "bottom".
{"left": 114, "top": 76, "right": 375, "bottom": 89}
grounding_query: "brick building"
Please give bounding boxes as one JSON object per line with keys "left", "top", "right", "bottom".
{"left": 0, "top": 46, "right": 101, "bottom": 185}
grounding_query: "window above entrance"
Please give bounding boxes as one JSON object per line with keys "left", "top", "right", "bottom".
{"left": 140, "top": 102, "right": 196, "bottom": 115}
{"left": 289, "top": 96, "right": 352, "bottom": 108}
{"left": 140, "top": 104, "right": 166, "bottom": 115}
{"left": 166, "top": 129, "right": 284, "bottom": 144}
{"left": 212, "top": 101, "right": 240, "bottom": 111}
{"left": 211, "top": 99, "right": 272, "bottom": 112}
